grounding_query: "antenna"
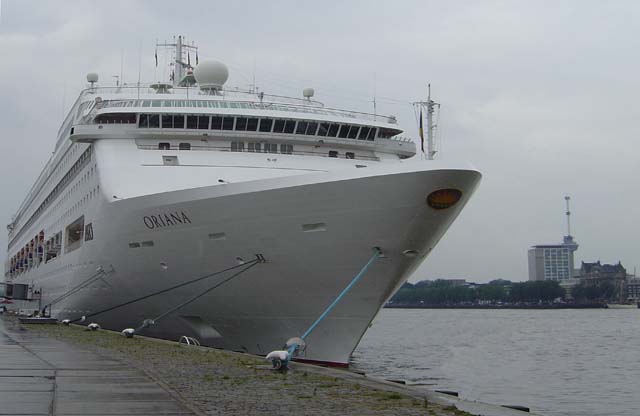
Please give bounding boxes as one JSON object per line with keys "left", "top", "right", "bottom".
{"left": 372, "top": 72, "right": 377, "bottom": 121}
{"left": 412, "top": 84, "right": 440, "bottom": 160}
{"left": 157, "top": 35, "right": 198, "bottom": 86}
{"left": 564, "top": 195, "right": 572, "bottom": 237}
{"left": 120, "top": 48, "right": 124, "bottom": 86}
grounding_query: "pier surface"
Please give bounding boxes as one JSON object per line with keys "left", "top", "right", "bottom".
{"left": 0, "top": 317, "right": 195, "bottom": 415}
{"left": 0, "top": 315, "right": 538, "bottom": 415}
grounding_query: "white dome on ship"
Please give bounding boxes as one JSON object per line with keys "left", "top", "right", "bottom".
{"left": 194, "top": 60, "right": 229, "bottom": 90}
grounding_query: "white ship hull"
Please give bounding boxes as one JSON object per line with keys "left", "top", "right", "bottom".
{"left": 10, "top": 156, "right": 479, "bottom": 365}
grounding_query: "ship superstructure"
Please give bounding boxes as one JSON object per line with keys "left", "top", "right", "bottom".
{"left": 3, "top": 37, "right": 480, "bottom": 365}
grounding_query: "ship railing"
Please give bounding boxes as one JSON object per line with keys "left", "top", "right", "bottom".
{"left": 136, "top": 144, "right": 380, "bottom": 162}
{"left": 80, "top": 85, "right": 398, "bottom": 124}
{"left": 385, "top": 136, "right": 414, "bottom": 143}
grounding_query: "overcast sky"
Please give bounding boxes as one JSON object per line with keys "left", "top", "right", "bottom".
{"left": 1, "top": 0, "right": 639, "bottom": 282}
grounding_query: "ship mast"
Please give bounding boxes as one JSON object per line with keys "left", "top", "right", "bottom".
{"left": 412, "top": 85, "right": 439, "bottom": 160}
{"left": 156, "top": 35, "right": 198, "bottom": 86}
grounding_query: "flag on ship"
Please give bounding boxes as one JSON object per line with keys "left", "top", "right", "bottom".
{"left": 188, "top": 52, "right": 191, "bottom": 67}
{"left": 419, "top": 108, "right": 425, "bottom": 154}
{"left": 196, "top": 51, "right": 199, "bottom": 65}
{"left": 155, "top": 49, "right": 158, "bottom": 67}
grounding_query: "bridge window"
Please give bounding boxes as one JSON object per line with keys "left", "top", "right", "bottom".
{"left": 235, "top": 117, "right": 248, "bottom": 130}
{"left": 280, "top": 144, "right": 293, "bottom": 154}
{"left": 248, "top": 143, "right": 261, "bottom": 152}
{"left": 222, "top": 116, "right": 235, "bottom": 130}
{"left": 158, "top": 142, "right": 170, "bottom": 150}
{"left": 378, "top": 128, "right": 395, "bottom": 139}
{"left": 328, "top": 124, "right": 339, "bottom": 137}
{"left": 296, "top": 121, "right": 308, "bottom": 135}
{"left": 197, "top": 116, "right": 209, "bottom": 129}
{"left": 148, "top": 114, "right": 160, "bottom": 128}
{"left": 162, "top": 114, "right": 184, "bottom": 128}
{"left": 179, "top": 143, "right": 191, "bottom": 150}
{"left": 306, "top": 122, "right": 318, "bottom": 135}
{"left": 338, "top": 125, "right": 350, "bottom": 138}
{"left": 246, "top": 118, "right": 259, "bottom": 131}
{"left": 139, "top": 114, "right": 160, "bottom": 128}
{"left": 284, "top": 120, "right": 296, "bottom": 134}
{"left": 346, "top": 152, "right": 355, "bottom": 159}
{"left": 273, "top": 119, "right": 285, "bottom": 133}
{"left": 329, "top": 150, "right": 338, "bottom": 158}
{"left": 367, "top": 127, "right": 376, "bottom": 141}
{"left": 259, "top": 118, "right": 273, "bottom": 132}
{"left": 358, "top": 127, "right": 370, "bottom": 140}
{"left": 231, "top": 142, "right": 245, "bottom": 152}
{"left": 348, "top": 125, "right": 360, "bottom": 139}
{"left": 211, "top": 116, "right": 223, "bottom": 130}
{"left": 264, "top": 143, "right": 278, "bottom": 153}
{"left": 96, "top": 113, "right": 136, "bottom": 124}
{"left": 317, "top": 123, "right": 330, "bottom": 136}
{"left": 186, "top": 115, "right": 198, "bottom": 129}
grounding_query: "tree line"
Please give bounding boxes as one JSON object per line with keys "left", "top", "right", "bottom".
{"left": 391, "top": 278, "right": 618, "bottom": 305}
{"left": 390, "top": 279, "right": 565, "bottom": 305}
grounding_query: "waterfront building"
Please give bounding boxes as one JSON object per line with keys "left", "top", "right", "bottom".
{"left": 627, "top": 277, "right": 640, "bottom": 302}
{"left": 528, "top": 196, "right": 579, "bottom": 282}
{"left": 577, "top": 261, "right": 627, "bottom": 303}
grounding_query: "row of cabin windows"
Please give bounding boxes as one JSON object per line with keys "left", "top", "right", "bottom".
{"left": 229, "top": 142, "right": 352, "bottom": 159}
{"left": 156, "top": 141, "right": 356, "bottom": 159}
{"left": 230, "top": 142, "right": 292, "bottom": 154}
{"left": 158, "top": 143, "right": 191, "bottom": 150}
{"left": 137, "top": 114, "right": 380, "bottom": 141}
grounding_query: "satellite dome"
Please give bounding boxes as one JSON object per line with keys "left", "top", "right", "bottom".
{"left": 303, "top": 88, "right": 315, "bottom": 99}
{"left": 194, "top": 60, "right": 229, "bottom": 91}
{"left": 87, "top": 73, "right": 98, "bottom": 84}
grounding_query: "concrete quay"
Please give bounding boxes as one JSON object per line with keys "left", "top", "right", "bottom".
{"left": 1, "top": 315, "right": 540, "bottom": 416}
{"left": 0, "top": 317, "right": 195, "bottom": 415}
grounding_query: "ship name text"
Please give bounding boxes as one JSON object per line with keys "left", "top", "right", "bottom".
{"left": 143, "top": 211, "right": 192, "bottom": 229}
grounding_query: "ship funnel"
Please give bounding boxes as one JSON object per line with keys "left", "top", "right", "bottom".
{"left": 194, "top": 60, "right": 229, "bottom": 94}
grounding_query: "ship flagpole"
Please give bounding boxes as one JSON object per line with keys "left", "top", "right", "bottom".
{"left": 412, "top": 84, "right": 439, "bottom": 161}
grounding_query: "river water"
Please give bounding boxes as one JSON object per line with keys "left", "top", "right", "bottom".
{"left": 351, "top": 308, "right": 640, "bottom": 416}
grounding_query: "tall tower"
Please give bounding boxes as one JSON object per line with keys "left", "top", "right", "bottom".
{"left": 562, "top": 195, "right": 579, "bottom": 277}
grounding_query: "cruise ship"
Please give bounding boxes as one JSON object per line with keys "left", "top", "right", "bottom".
{"left": 2, "top": 37, "right": 481, "bottom": 366}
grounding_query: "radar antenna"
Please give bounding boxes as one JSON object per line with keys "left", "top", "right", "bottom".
{"left": 156, "top": 35, "right": 199, "bottom": 86}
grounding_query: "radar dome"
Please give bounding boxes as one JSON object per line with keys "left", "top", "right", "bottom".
{"left": 86, "top": 73, "right": 99, "bottom": 83}
{"left": 194, "top": 60, "right": 229, "bottom": 91}
{"left": 303, "top": 88, "right": 315, "bottom": 99}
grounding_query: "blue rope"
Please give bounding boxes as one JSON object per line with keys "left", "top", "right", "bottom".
{"left": 286, "top": 247, "right": 381, "bottom": 360}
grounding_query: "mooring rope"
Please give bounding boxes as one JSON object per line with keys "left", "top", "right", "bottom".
{"left": 43, "top": 266, "right": 113, "bottom": 314}
{"left": 135, "top": 259, "right": 261, "bottom": 332}
{"left": 70, "top": 256, "right": 263, "bottom": 324}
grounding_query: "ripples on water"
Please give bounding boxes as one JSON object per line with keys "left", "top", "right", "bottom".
{"left": 351, "top": 309, "right": 640, "bottom": 416}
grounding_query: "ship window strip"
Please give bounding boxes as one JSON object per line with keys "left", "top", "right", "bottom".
{"left": 9, "top": 147, "right": 93, "bottom": 247}
{"left": 101, "top": 99, "right": 397, "bottom": 125}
